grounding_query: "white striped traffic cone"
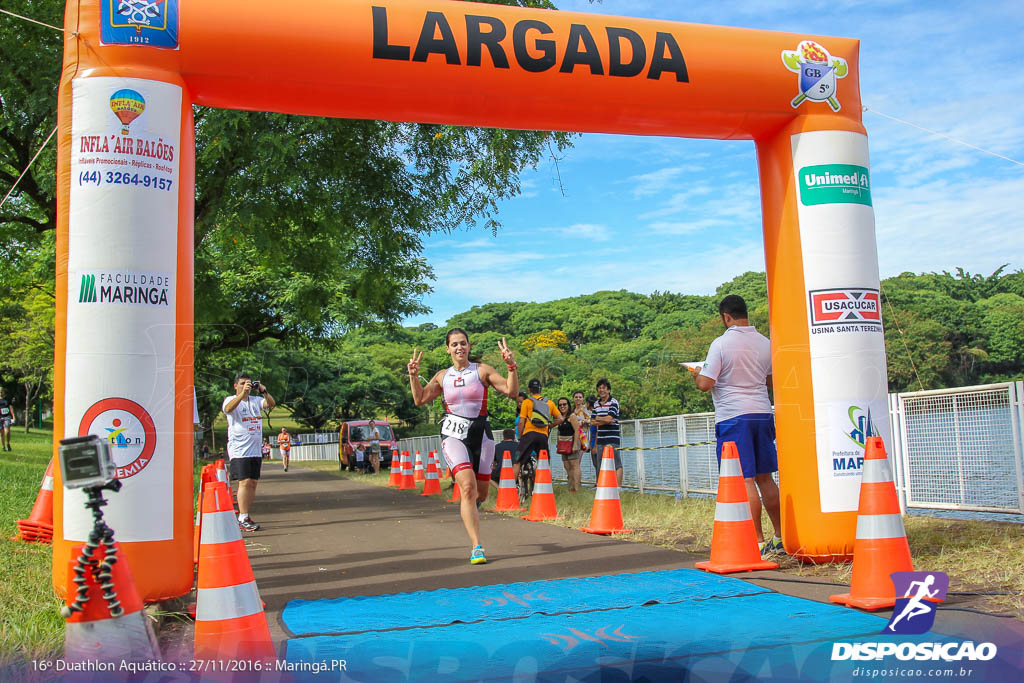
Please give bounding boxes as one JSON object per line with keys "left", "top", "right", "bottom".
{"left": 413, "top": 450, "right": 425, "bottom": 482}
{"left": 194, "top": 481, "right": 275, "bottom": 661}
{"left": 830, "top": 436, "right": 914, "bottom": 610}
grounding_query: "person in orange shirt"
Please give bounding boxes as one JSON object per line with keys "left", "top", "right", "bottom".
{"left": 277, "top": 427, "right": 291, "bottom": 472}
{"left": 514, "top": 379, "right": 563, "bottom": 502}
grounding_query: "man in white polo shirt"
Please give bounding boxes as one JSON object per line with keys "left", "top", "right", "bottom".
{"left": 223, "top": 373, "right": 275, "bottom": 532}
{"left": 690, "top": 294, "right": 783, "bottom": 556}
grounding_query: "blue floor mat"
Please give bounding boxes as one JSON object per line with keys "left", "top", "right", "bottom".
{"left": 284, "top": 591, "right": 951, "bottom": 682}
{"left": 281, "top": 568, "right": 771, "bottom": 636}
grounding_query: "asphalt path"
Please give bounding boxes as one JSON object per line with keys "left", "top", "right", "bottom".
{"left": 242, "top": 460, "right": 1024, "bottom": 678}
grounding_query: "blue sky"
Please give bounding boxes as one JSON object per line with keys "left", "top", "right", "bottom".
{"left": 405, "top": 0, "right": 1024, "bottom": 326}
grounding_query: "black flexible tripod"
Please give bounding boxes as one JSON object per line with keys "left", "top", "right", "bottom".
{"left": 61, "top": 479, "right": 125, "bottom": 619}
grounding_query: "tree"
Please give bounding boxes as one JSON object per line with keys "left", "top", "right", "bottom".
{"left": 2, "top": 0, "right": 576, "bottom": 404}
{"left": 977, "top": 294, "right": 1024, "bottom": 367}
{"left": 882, "top": 308, "right": 952, "bottom": 392}
{"left": 715, "top": 271, "right": 768, "bottom": 309}
{"left": 0, "top": 286, "right": 54, "bottom": 431}
{"left": 522, "top": 329, "right": 569, "bottom": 352}
{"left": 519, "top": 347, "right": 565, "bottom": 387}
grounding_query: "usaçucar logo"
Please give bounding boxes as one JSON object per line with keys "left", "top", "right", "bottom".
{"left": 782, "top": 40, "right": 848, "bottom": 112}
{"left": 100, "top": 0, "right": 180, "bottom": 49}
{"left": 809, "top": 288, "right": 882, "bottom": 326}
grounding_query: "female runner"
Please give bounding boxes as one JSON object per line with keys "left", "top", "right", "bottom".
{"left": 408, "top": 329, "right": 518, "bottom": 564}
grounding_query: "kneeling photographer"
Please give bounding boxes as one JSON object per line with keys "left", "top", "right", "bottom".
{"left": 222, "top": 373, "right": 275, "bottom": 532}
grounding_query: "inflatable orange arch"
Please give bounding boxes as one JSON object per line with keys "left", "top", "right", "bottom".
{"left": 53, "top": 0, "right": 890, "bottom": 599}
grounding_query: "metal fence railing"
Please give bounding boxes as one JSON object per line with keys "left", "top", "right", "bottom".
{"left": 889, "top": 381, "right": 1024, "bottom": 514}
{"left": 270, "top": 442, "right": 338, "bottom": 462}
{"left": 398, "top": 382, "right": 1024, "bottom": 515}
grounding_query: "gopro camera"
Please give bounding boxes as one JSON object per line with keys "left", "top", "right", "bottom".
{"left": 59, "top": 435, "right": 115, "bottom": 489}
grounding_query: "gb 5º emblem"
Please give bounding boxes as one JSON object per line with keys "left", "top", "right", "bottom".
{"left": 782, "top": 40, "right": 848, "bottom": 112}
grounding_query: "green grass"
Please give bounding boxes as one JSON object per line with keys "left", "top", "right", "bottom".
{"left": 0, "top": 429, "right": 65, "bottom": 667}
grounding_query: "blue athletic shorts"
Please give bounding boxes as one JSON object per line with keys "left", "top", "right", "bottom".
{"left": 715, "top": 413, "right": 777, "bottom": 477}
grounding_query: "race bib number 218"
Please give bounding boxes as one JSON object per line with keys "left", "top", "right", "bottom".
{"left": 441, "top": 414, "right": 471, "bottom": 439}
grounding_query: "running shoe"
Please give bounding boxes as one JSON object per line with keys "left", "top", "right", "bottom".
{"left": 238, "top": 518, "right": 260, "bottom": 532}
{"left": 470, "top": 545, "right": 487, "bottom": 565}
{"left": 760, "top": 538, "right": 784, "bottom": 558}
{"left": 283, "top": 466, "right": 288, "bottom": 472}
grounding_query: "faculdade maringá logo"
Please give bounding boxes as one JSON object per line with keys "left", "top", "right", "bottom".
{"left": 79, "top": 273, "right": 98, "bottom": 303}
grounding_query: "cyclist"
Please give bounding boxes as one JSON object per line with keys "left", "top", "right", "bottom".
{"left": 408, "top": 329, "right": 518, "bottom": 565}
{"left": 514, "top": 379, "right": 563, "bottom": 506}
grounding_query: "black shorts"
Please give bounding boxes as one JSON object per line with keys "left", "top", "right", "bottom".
{"left": 516, "top": 431, "right": 550, "bottom": 465}
{"left": 229, "top": 457, "right": 262, "bottom": 481}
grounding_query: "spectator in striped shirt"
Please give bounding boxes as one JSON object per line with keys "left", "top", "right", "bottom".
{"left": 590, "top": 378, "right": 623, "bottom": 487}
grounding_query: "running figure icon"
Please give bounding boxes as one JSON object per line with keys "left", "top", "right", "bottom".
{"left": 887, "top": 574, "right": 939, "bottom": 632}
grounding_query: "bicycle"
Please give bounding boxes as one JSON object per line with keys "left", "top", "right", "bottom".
{"left": 517, "top": 453, "right": 537, "bottom": 509}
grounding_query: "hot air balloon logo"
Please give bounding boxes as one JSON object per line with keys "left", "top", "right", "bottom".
{"left": 109, "top": 89, "right": 145, "bottom": 135}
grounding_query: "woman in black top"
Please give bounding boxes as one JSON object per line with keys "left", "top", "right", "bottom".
{"left": 555, "top": 397, "right": 583, "bottom": 492}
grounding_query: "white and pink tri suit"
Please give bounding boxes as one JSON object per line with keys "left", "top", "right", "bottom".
{"left": 440, "top": 363, "right": 495, "bottom": 480}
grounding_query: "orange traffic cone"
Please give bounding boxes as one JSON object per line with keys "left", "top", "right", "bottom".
{"left": 413, "top": 450, "right": 425, "bottom": 482}
{"left": 421, "top": 451, "right": 442, "bottom": 496}
{"left": 830, "top": 436, "right": 914, "bottom": 610}
{"left": 194, "top": 481, "right": 275, "bottom": 662}
{"left": 582, "top": 446, "right": 632, "bottom": 535}
{"left": 399, "top": 450, "right": 416, "bottom": 490}
{"left": 493, "top": 450, "right": 521, "bottom": 511}
{"left": 695, "top": 441, "right": 778, "bottom": 574}
{"left": 193, "top": 466, "right": 218, "bottom": 565}
{"left": 388, "top": 451, "right": 403, "bottom": 487}
{"left": 15, "top": 459, "right": 55, "bottom": 543}
{"left": 63, "top": 541, "right": 160, "bottom": 662}
{"left": 215, "top": 459, "right": 228, "bottom": 484}
{"left": 522, "top": 450, "right": 562, "bottom": 521}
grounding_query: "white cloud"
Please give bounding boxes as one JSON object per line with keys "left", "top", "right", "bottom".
{"left": 543, "top": 223, "right": 612, "bottom": 241}
{"left": 627, "top": 168, "right": 688, "bottom": 198}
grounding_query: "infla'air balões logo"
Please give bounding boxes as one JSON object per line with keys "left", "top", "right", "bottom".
{"left": 884, "top": 571, "right": 949, "bottom": 635}
{"left": 109, "top": 89, "right": 145, "bottom": 135}
{"left": 79, "top": 397, "right": 157, "bottom": 479}
{"left": 100, "top": 0, "right": 180, "bottom": 49}
{"left": 782, "top": 40, "right": 848, "bottom": 112}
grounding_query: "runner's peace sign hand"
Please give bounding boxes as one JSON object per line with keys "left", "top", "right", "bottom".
{"left": 498, "top": 338, "right": 515, "bottom": 365}
{"left": 408, "top": 349, "right": 422, "bottom": 377}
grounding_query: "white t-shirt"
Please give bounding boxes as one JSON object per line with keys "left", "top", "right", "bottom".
{"left": 222, "top": 395, "right": 266, "bottom": 458}
{"left": 700, "top": 326, "right": 772, "bottom": 423}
